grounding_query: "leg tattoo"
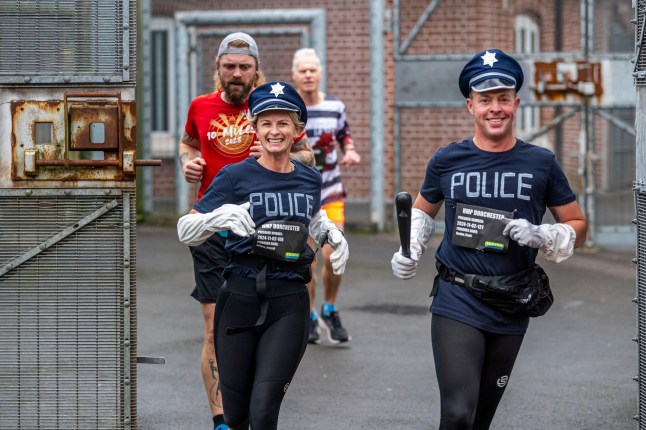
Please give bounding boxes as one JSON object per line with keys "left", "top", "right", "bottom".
{"left": 209, "top": 359, "right": 222, "bottom": 408}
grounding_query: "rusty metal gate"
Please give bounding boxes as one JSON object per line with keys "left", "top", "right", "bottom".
{"left": 0, "top": 1, "right": 159, "bottom": 429}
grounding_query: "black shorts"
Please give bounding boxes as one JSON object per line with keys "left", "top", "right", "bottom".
{"left": 189, "top": 233, "right": 228, "bottom": 304}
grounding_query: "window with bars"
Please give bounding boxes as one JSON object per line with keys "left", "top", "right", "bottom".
{"left": 514, "top": 14, "right": 540, "bottom": 138}
{"left": 148, "top": 18, "right": 176, "bottom": 157}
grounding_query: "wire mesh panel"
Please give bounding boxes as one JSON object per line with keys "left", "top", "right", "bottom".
{"left": 637, "top": 185, "right": 646, "bottom": 429}
{"left": 0, "top": 0, "right": 136, "bottom": 84}
{"left": 636, "top": 0, "right": 646, "bottom": 85}
{"left": 0, "top": 189, "right": 137, "bottom": 430}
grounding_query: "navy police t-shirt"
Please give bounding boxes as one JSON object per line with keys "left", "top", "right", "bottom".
{"left": 194, "top": 157, "right": 322, "bottom": 282}
{"left": 420, "top": 139, "right": 576, "bottom": 334}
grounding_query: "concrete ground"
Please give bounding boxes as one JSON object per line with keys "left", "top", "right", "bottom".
{"left": 135, "top": 225, "right": 638, "bottom": 430}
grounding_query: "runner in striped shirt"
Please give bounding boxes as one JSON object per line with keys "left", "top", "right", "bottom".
{"left": 292, "top": 48, "right": 361, "bottom": 345}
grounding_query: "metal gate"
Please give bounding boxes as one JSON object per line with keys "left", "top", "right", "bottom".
{"left": 0, "top": 189, "right": 137, "bottom": 429}
{"left": 0, "top": 1, "right": 158, "bottom": 428}
{"left": 634, "top": 1, "right": 646, "bottom": 427}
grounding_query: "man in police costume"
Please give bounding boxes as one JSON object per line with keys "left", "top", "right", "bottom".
{"left": 391, "top": 49, "right": 587, "bottom": 429}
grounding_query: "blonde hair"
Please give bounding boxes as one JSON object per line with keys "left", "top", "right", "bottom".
{"left": 214, "top": 39, "right": 266, "bottom": 91}
{"left": 291, "top": 48, "right": 321, "bottom": 73}
{"left": 247, "top": 110, "right": 305, "bottom": 132}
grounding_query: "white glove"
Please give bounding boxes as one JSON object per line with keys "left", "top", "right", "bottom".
{"left": 308, "top": 209, "right": 334, "bottom": 246}
{"left": 391, "top": 248, "right": 419, "bottom": 280}
{"left": 309, "top": 210, "right": 349, "bottom": 275}
{"left": 503, "top": 218, "right": 576, "bottom": 263}
{"left": 502, "top": 219, "right": 545, "bottom": 248}
{"left": 410, "top": 208, "right": 435, "bottom": 257}
{"left": 177, "top": 202, "right": 255, "bottom": 246}
{"left": 538, "top": 223, "right": 576, "bottom": 263}
{"left": 391, "top": 208, "right": 435, "bottom": 280}
{"left": 327, "top": 229, "right": 349, "bottom": 275}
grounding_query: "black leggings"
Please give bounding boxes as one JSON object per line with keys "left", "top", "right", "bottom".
{"left": 214, "top": 285, "right": 309, "bottom": 430}
{"left": 431, "top": 314, "right": 524, "bottom": 430}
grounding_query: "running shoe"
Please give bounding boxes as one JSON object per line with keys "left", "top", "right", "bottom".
{"left": 308, "top": 317, "right": 321, "bottom": 344}
{"left": 319, "top": 306, "right": 351, "bottom": 343}
{"left": 214, "top": 424, "right": 229, "bottom": 430}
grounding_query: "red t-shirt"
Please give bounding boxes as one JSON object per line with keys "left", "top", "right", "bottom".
{"left": 184, "top": 91, "right": 256, "bottom": 200}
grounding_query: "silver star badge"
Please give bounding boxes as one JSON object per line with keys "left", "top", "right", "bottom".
{"left": 269, "top": 82, "right": 285, "bottom": 97}
{"left": 481, "top": 51, "right": 498, "bottom": 67}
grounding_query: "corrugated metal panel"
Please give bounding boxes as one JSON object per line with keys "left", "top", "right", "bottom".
{"left": 0, "top": 0, "right": 136, "bottom": 85}
{"left": 0, "top": 190, "right": 137, "bottom": 430}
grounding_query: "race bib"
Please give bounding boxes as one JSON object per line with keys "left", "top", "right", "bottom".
{"left": 451, "top": 203, "right": 513, "bottom": 253}
{"left": 313, "top": 148, "right": 326, "bottom": 172}
{"left": 252, "top": 220, "right": 308, "bottom": 262}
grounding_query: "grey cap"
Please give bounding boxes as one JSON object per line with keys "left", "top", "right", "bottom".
{"left": 217, "top": 32, "right": 259, "bottom": 59}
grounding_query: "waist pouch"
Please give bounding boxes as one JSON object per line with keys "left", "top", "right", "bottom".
{"left": 435, "top": 262, "right": 553, "bottom": 317}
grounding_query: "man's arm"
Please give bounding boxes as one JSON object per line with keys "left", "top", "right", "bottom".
{"left": 339, "top": 137, "right": 361, "bottom": 166}
{"left": 413, "top": 193, "right": 444, "bottom": 219}
{"left": 179, "top": 131, "right": 206, "bottom": 183}
{"left": 290, "top": 134, "right": 315, "bottom": 167}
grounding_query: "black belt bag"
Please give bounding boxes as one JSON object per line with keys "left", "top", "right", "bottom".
{"left": 435, "top": 262, "right": 553, "bottom": 317}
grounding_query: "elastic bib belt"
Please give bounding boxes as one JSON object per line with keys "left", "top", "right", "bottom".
{"left": 225, "top": 254, "right": 312, "bottom": 335}
{"left": 226, "top": 263, "right": 269, "bottom": 335}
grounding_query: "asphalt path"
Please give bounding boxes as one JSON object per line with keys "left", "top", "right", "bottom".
{"left": 135, "top": 225, "right": 638, "bottom": 430}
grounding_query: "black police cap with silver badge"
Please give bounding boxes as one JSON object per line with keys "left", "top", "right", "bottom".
{"left": 458, "top": 49, "right": 524, "bottom": 98}
{"left": 248, "top": 81, "right": 308, "bottom": 125}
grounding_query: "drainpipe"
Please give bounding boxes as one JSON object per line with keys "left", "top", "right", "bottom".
{"left": 370, "top": 0, "right": 386, "bottom": 230}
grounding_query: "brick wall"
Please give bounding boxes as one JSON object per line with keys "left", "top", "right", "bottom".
{"left": 153, "top": 0, "right": 374, "bottom": 206}
{"left": 150, "top": 0, "right": 633, "bottom": 223}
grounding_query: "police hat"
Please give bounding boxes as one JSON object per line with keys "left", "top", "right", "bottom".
{"left": 248, "top": 81, "right": 308, "bottom": 124}
{"left": 458, "top": 49, "right": 523, "bottom": 98}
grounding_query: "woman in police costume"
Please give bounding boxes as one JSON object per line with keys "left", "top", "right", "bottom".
{"left": 391, "top": 49, "right": 587, "bottom": 429}
{"left": 177, "top": 81, "right": 349, "bottom": 430}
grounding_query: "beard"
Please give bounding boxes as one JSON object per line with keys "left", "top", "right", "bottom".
{"left": 222, "top": 79, "right": 254, "bottom": 105}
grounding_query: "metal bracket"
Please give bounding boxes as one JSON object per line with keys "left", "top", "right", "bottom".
{"left": 137, "top": 356, "right": 166, "bottom": 365}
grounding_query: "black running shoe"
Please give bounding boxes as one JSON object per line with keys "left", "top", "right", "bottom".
{"left": 319, "top": 306, "right": 351, "bottom": 343}
{"left": 308, "top": 317, "right": 321, "bottom": 344}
